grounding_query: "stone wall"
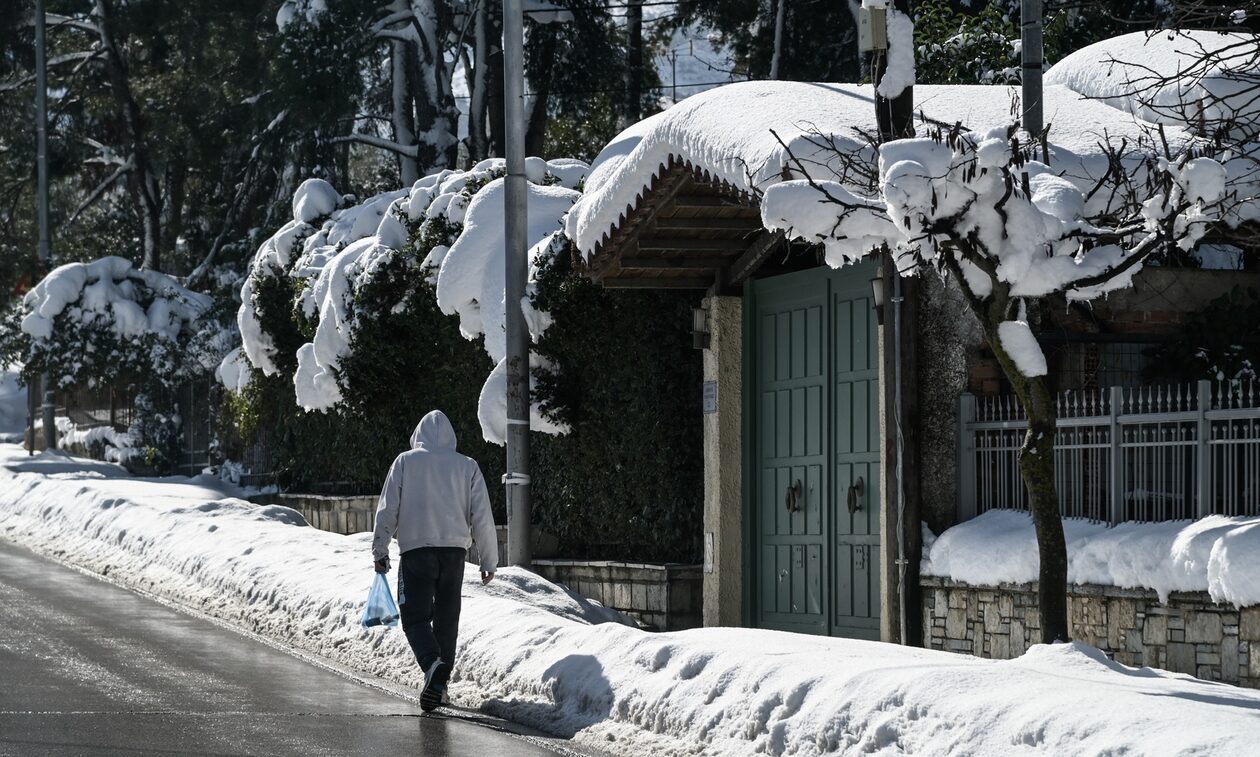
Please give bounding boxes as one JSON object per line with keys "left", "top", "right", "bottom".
{"left": 532, "top": 559, "right": 703, "bottom": 631}
{"left": 251, "top": 493, "right": 376, "bottom": 535}
{"left": 922, "top": 576, "right": 1260, "bottom": 688}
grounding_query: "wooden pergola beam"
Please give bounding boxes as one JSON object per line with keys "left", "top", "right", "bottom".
{"left": 727, "top": 230, "right": 786, "bottom": 285}
{"left": 654, "top": 217, "right": 763, "bottom": 231}
{"left": 621, "top": 256, "right": 728, "bottom": 270}
{"left": 638, "top": 238, "right": 748, "bottom": 252}
{"left": 602, "top": 277, "right": 713, "bottom": 289}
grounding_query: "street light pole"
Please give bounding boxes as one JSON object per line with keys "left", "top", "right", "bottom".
{"left": 503, "top": 0, "right": 532, "bottom": 566}
{"left": 34, "top": 0, "right": 56, "bottom": 453}
{"left": 1021, "top": 0, "right": 1046, "bottom": 160}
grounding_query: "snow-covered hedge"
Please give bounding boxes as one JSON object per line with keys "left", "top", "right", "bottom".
{"left": 233, "top": 158, "right": 588, "bottom": 444}
{"left": 10, "top": 256, "right": 214, "bottom": 391}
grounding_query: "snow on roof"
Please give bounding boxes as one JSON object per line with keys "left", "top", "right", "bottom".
{"left": 1045, "top": 30, "right": 1260, "bottom": 131}
{"left": 565, "top": 80, "right": 1191, "bottom": 256}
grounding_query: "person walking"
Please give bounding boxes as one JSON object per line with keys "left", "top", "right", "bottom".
{"left": 371, "top": 409, "right": 498, "bottom": 712}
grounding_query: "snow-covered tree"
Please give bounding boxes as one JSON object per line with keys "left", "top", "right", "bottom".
{"left": 762, "top": 123, "right": 1243, "bottom": 643}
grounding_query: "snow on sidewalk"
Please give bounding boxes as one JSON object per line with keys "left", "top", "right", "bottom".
{"left": 3, "top": 444, "right": 1260, "bottom": 756}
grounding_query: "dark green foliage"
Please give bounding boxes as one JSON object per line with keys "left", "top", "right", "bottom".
{"left": 530, "top": 246, "right": 704, "bottom": 563}
{"left": 915, "top": 0, "right": 1020, "bottom": 84}
{"left": 671, "top": 0, "right": 862, "bottom": 82}
{"left": 1146, "top": 286, "right": 1260, "bottom": 383}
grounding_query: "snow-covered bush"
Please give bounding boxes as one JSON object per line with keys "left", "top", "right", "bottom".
{"left": 0, "top": 256, "right": 223, "bottom": 472}
{"left": 5, "top": 256, "right": 213, "bottom": 392}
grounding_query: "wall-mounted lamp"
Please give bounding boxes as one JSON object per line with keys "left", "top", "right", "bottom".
{"left": 692, "top": 305, "right": 711, "bottom": 350}
{"left": 870, "top": 276, "right": 886, "bottom": 326}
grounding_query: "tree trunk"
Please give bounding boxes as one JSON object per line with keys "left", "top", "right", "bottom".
{"left": 769, "top": 0, "right": 787, "bottom": 80}
{"left": 525, "top": 25, "right": 557, "bottom": 157}
{"left": 954, "top": 268, "right": 1071, "bottom": 645}
{"left": 1020, "top": 378, "right": 1069, "bottom": 643}
{"left": 411, "top": 0, "right": 459, "bottom": 173}
{"left": 468, "top": 0, "right": 490, "bottom": 163}
{"left": 93, "top": 0, "right": 163, "bottom": 271}
{"left": 621, "top": 0, "right": 643, "bottom": 130}
{"left": 159, "top": 162, "right": 185, "bottom": 270}
{"left": 487, "top": 11, "right": 506, "bottom": 158}
{"left": 389, "top": 6, "right": 421, "bottom": 185}
{"left": 979, "top": 294, "right": 1070, "bottom": 644}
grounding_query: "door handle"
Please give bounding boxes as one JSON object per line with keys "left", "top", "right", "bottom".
{"left": 847, "top": 476, "right": 864, "bottom": 514}
{"left": 784, "top": 479, "right": 802, "bottom": 513}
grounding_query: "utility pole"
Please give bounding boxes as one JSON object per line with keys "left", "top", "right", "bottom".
{"left": 1021, "top": 0, "right": 1046, "bottom": 160}
{"left": 34, "top": 0, "right": 56, "bottom": 453}
{"left": 622, "top": 0, "right": 643, "bottom": 129}
{"left": 871, "top": 0, "right": 914, "bottom": 142}
{"left": 769, "top": 0, "right": 787, "bottom": 80}
{"left": 502, "top": 0, "right": 532, "bottom": 566}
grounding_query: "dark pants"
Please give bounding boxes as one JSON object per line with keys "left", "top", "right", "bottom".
{"left": 398, "top": 547, "right": 465, "bottom": 672}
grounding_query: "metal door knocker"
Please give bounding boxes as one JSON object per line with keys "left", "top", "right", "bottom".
{"left": 784, "top": 479, "right": 803, "bottom": 513}
{"left": 847, "top": 476, "right": 864, "bottom": 514}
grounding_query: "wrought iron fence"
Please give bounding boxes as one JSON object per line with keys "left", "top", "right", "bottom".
{"left": 958, "top": 379, "right": 1260, "bottom": 523}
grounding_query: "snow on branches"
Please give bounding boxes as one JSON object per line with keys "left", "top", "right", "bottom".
{"left": 763, "top": 125, "right": 1233, "bottom": 369}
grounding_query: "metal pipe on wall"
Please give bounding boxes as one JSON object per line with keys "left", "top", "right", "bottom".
{"left": 34, "top": 0, "right": 56, "bottom": 453}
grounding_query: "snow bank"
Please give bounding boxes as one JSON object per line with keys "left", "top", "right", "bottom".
{"left": 1046, "top": 31, "right": 1260, "bottom": 135}
{"left": 566, "top": 80, "right": 1193, "bottom": 257}
{"left": 4, "top": 448, "right": 1260, "bottom": 756}
{"left": 924, "top": 509, "right": 1260, "bottom": 606}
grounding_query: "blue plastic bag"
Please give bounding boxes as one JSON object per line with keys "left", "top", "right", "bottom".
{"left": 360, "top": 573, "right": 400, "bottom": 628}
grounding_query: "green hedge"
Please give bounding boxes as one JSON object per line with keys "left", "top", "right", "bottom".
{"left": 530, "top": 249, "right": 703, "bottom": 563}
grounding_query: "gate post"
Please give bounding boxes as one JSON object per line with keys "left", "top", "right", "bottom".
{"left": 1108, "top": 386, "right": 1123, "bottom": 524}
{"left": 957, "top": 393, "right": 977, "bottom": 520}
{"left": 1196, "top": 379, "right": 1212, "bottom": 519}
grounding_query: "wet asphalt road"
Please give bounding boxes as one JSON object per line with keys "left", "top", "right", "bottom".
{"left": 0, "top": 539, "right": 572, "bottom": 757}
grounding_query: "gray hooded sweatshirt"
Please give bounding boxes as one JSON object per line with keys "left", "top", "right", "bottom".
{"left": 371, "top": 410, "right": 498, "bottom": 572}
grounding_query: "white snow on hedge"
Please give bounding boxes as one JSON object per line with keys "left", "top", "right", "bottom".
{"left": 924, "top": 509, "right": 1260, "bottom": 606}
{"left": 20, "top": 256, "right": 211, "bottom": 343}
{"left": 1046, "top": 31, "right": 1260, "bottom": 135}
{"left": 4, "top": 449, "right": 1260, "bottom": 756}
{"left": 234, "top": 160, "right": 587, "bottom": 440}
{"left": 565, "top": 80, "right": 1196, "bottom": 257}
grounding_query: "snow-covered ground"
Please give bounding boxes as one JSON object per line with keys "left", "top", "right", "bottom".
{"left": 4, "top": 446, "right": 1260, "bottom": 756}
{"left": 925, "top": 509, "right": 1260, "bottom": 606}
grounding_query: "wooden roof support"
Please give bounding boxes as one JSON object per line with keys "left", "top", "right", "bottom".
{"left": 655, "top": 217, "right": 763, "bottom": 231}
{"left": 621, "top": 256, "right": 729, "bottom": 270}
{"left": 727, "top": 230, "right": 786, "bottom": 285}
{"left": 602, "top": 277, "right": 713, "bottom": 289}
{"left": 638, "top": 238, "right": 749, "bottom": 252}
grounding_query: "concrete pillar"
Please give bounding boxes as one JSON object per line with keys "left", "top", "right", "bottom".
{"left": 702, "top": 295, "right": 743, "bottom": 627}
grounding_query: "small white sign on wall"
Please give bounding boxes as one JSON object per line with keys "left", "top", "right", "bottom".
{"left": 703, "top": 381, "right": 717, "bottom": 415}
{"left": 704, "top": 532, "right": 714, "bottom": 573}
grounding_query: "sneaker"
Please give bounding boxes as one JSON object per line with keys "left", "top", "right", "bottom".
{"left": 420, "top": 659, "right": 449, "bottom": 712}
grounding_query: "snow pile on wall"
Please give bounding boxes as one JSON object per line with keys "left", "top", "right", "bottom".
{"left": 1046, "top": 31, "right": 1260, "bottom": 134}
{"left": 20, "top": 256, "right": 211, "bottom": 344}
{"left": 235, "top": 161, "right": 586, "bottom": 442}
{"left": 924, "top": 509, "right": 1260, "bottom": 606}
{"left": 3, "top": 447, "right": 1260, "bottom": 756}
{"left": 565, "top": 80, "right": 1196, "bottom": 256}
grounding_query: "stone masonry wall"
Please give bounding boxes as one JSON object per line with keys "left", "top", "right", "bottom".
{"left": 923, "top": 576, "right": 1260, "bottom": 688}
{"left": 533, "top": 560, "right": 703, "bottom": 631}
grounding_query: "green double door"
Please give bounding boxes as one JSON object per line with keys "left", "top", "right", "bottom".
{"left": 746, "top": 262, "right": 881, "bottom": 639}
